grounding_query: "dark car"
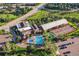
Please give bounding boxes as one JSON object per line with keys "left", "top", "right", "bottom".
{"left": 59, "top": 46, "right": 67, "bottom": 49}
{"left": 72, "top": 42, "right": 74, "bottom": 44}
{"left": 63, "top": 51, "right": 71, "bottom": 54}
{"left": 58, "top": 44, "right": 66, "bottom": 47}
{"left": 5, "top": 36, "right": 10, "bottom": 38}
{"left": 66, "top": 43, "right": 72, "bottom": 45}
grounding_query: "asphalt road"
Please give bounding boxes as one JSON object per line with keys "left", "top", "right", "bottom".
{"left": 0, "top": 3, "right": 46, "bottom": 31}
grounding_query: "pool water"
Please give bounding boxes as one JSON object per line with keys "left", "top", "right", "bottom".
{"left": 35, "top": 35, "right": 44, "bottom": 45}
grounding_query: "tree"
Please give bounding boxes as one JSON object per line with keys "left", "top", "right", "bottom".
{"left": 43, "top": 31, "right": 58, "bottom": 56}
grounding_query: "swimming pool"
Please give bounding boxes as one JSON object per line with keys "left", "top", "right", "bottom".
{"left": 35, "top": 35, "right": 44, "bottom": 45}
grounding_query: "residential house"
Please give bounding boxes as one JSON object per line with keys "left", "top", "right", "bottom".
{"left": 10, "top": 21, "right": 32, "bottom": 42}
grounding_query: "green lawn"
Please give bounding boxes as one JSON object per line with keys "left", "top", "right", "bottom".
{"left": 60, "top": 12, "right": 79, "bottom": 20}
{"left": 28, "top": 10, "right": 49, "bottom": 20}
{"left": 0, "top": 14, "right": 17, "bottom": 20}
{"left": 50, "top": 11, "right": 79, "bottom": 19}
{"left": 0, "top": 30, "right": 5, "bottom": 35}
{"left": 0, "top": 22, "right": 5, "bottom": 26}
{"left": 0, "top": 14, "right": 18, "bottom": 26}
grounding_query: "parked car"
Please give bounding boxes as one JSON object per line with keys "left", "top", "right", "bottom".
{"left": 58, "top": 44, "right": 66, "bottom": 47}
{"left": 66, "top": 43, "right": 72, "bottom": 45}
{"left": 59, "top": 46, "right": 67, "bottom": 49}
{"left": 72, "top": 42, "right": 74, "bottom": 44}
{"left": 63, "top": 51, "right": 71, "bottom": 54}
{"left": 5, "top": 36, "right": 10, "bottom": 38}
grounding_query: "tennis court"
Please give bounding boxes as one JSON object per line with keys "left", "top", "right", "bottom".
{"left": 50, "top": 25, "right": 75, "bottom": 36}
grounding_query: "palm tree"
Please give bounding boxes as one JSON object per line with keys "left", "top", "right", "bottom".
{"left": 43, "top": 31, "right": 58, "bottom": 56}
{"left": 2, "top": 41, "right": 20, "bottom": 55}
{"left": 2, "top": 41, "right": 12, "bottom": 55}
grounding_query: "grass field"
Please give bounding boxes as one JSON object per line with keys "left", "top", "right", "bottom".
{"left": 28, "top": 10, "right": 49, "bottom": 20}
{"left": 0, "top": 14, "right": 18, "bottom": 26}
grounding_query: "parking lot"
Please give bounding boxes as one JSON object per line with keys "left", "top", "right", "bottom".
{"left": 56, "top": 37, "right": 79, "bottom": 56}
{"left": 0, "top": 35, "right": 11, "bottom": 47}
